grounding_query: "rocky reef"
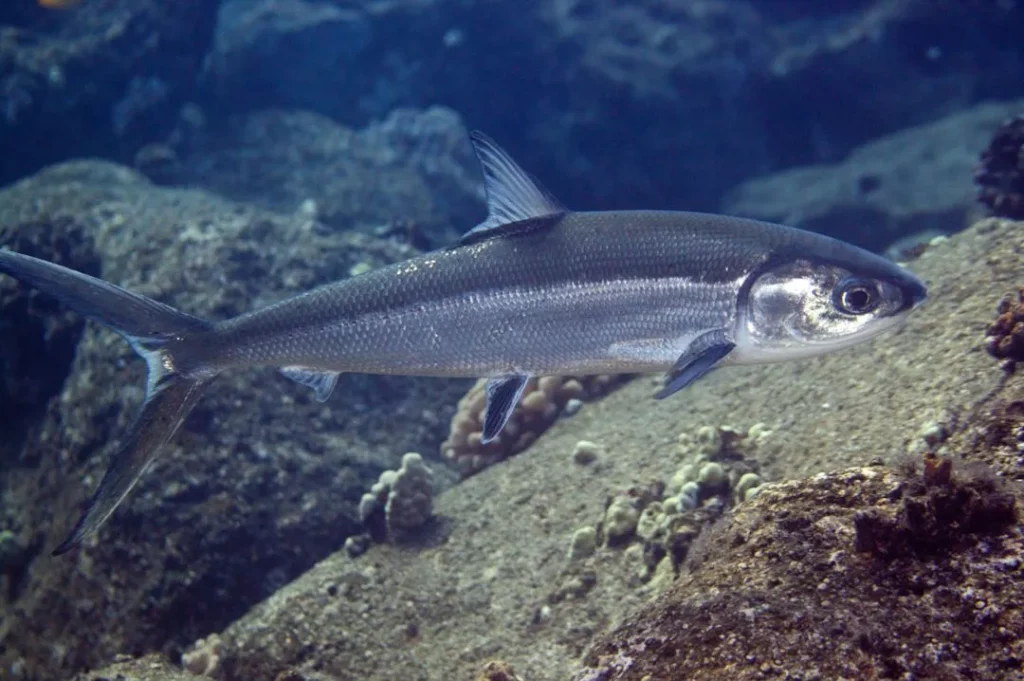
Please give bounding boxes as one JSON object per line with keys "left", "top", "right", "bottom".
{"left": 0, "top": 136, "right": 470, "bottom": 679}
{"left": 64, "top": 217, "right": 1024, "bottom": 681}
{"left": 162, "top": 106, "right": 484, "bottom": 248}
{"left": 0, "top": 0, "right": 218, "bottom": 185}
{"left": 198, "top": 0, "right": 1024, "bottom": 219}
{"left": 574, "top": 460, "right": 1020, "bottom": 680}
{"left": 723, "top": 99, "right": 1024, "bottom": 252}
{"left": 2, "top": 1, "right": 1022, "bottom": 238}
{"left": 0, "top": 2, "right": 1022, "bottom": 679}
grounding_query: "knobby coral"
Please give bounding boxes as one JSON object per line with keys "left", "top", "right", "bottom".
{"left": 358, "top": 452, "right": 434, "bottom": 542}
{"left": 442, "top": 375, "right": 629, "bottom": 476}
{"left": 564, "top": 424, "right": 771, "bottom": 591}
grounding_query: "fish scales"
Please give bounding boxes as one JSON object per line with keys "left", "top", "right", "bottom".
{"left": 0, "top": 131, "right": 927, "bottom": 553}
{"left": 184, "top": 211, "right": 774, "bottom": 377}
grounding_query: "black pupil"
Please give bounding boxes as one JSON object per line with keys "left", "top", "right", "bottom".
{"left": 845, "top": 287, "right": 871, "bottom": 311}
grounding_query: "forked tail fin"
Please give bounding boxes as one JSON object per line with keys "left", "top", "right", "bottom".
{"left": 52, "top": 375, "right": 210, "bottom": 554}
{"left": 0, "top": 249, "right": 214, "bottom": 555}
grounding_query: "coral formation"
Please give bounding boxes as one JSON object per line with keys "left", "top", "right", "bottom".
{"left": 571, "top": 440, "right": 602, "bottom": 466}
{"left": 985, "top": 288, "right": 1024, "bottom": 369}
{"left": 571, "top": 424, "right": 770, "bottom": 585}
{"left": 603, "top": 498, "right": 640, "bottom": 546}
{"left": 358, "top": 452, "right": 434, "bottom": 542}
{"left": 976, "top": 114, "right": 1024, "bottom": 219}
{"left": 573, "top": 462, "right": 1024, "bottom": 681}
{"left": 854, "top": 453, "right": 1017, "bottom": 559}
{"left": 475, "top": 660, "right": 525, "bottom": 681}
{"left": 181, "top": 633, "right": 223, "bottom": 678}
{"left": 567, "top": 526, "right": 598, "bottom": 562}
{"left": 442, "top": 375, "right": 628, "bottom": 475}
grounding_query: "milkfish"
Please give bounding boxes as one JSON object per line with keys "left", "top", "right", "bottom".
{"left": 0, "top": 132, "right": 927, "bottom": 554}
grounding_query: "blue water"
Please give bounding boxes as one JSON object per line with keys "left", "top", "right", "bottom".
{"left": 0, "top": 1, "right": 1022, "bottom": 680}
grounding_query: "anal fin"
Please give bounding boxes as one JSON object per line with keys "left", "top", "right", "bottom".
{"left": 482, "top": 374, "right": 530, "bottom": 443}
{"left": 281, "top": 367, "right": 341, "bottom": 402}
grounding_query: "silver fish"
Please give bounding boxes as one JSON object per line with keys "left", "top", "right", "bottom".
{"left": 0, "top": 132, "right": 927, "bottom": 554}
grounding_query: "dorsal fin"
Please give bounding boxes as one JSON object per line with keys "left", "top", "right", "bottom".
{"left": 459, "top": 131, "right": 566, "bottom": 246}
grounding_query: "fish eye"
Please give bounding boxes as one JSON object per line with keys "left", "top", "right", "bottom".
{"left": 834, "top": 278, "right": 880, "bottom": 315}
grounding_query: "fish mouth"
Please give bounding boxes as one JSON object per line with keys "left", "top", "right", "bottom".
{"left": 896, "top": 274, "right": 928, "bottom": 313}
{"left": 905, "top": 278, "right": 929, "bottom": 309}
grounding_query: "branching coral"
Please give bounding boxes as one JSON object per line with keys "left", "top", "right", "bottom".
{"left": 975, "top": 114, "right": 1024, "bottom": 219}
{"left": 442, "top": 375, "right": 628, "bottom": 476}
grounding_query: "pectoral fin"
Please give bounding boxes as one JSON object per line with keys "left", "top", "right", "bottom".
{"left": 656, "top": 330, "right": 735, "bottom": 400}
{"left": 482, "top": 374, "right": 530, "bottom": 443}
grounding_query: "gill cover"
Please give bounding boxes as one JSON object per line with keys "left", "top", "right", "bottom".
{"left": 739, "top": 258, "right": 921, "bottom": 363}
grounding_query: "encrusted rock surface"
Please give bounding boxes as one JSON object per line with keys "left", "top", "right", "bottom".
{"left": 0, "top": 0, "right": 218, "bottom": 185}
{"left": 168, "top": 106, "right": 483, "bottom": 247}
{"left": 573, "top": 462, "right": 1021, "bottom": 681}
{"left": 72, "top": 217, "right": 1023, "bottom": 681}
{"left": 199, "top": 0, "right": 1024, "bottom": 216}
{"left": 723, "top": 99, "right": 1024, "bottom": 251}
{"left": 0, "top": 159, "right": 466, "bottom": 680}
{"left": 0, "top": 214, "right": 98, "bottom": 460}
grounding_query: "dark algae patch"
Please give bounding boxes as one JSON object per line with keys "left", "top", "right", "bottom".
{"left": 853, "top": 452, "right": 1017, "bottom": 559}
{"left": 574, "top": 460, "right": 1023, "bottom": 681}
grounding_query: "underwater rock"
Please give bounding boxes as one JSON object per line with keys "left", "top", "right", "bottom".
{"left": 131, "top": 218, "right": 1024, "bottom": 681}
{"left": 0, "top": 160, "right": 465, "bottom": 680}
{"left": 198, "top": 0, "right": 1024, "bottom": 220}
{"left": 168, "top": 106, "right": 484, "bottom": 248}
{"left": 723, "top": 99, "right": 1024, "bottom": 252}
{"left": 571, "top": 461, "right": 1021, "bottom": 681}
{"left": 976, "top": 114, "right": 1024, "bottom": 219}
{"left": 204, "top": 0, "right": 372, "bottom": 117}
{"left": 0, "top": 214, "right": 98, "bottom": 460}
{"left": 0, "top": 0, "right": 218, "bottom": 186}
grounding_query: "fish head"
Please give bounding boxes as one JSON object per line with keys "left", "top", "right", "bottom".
{"left": 734, "top": 249, "right": 927, "bottom": 363}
